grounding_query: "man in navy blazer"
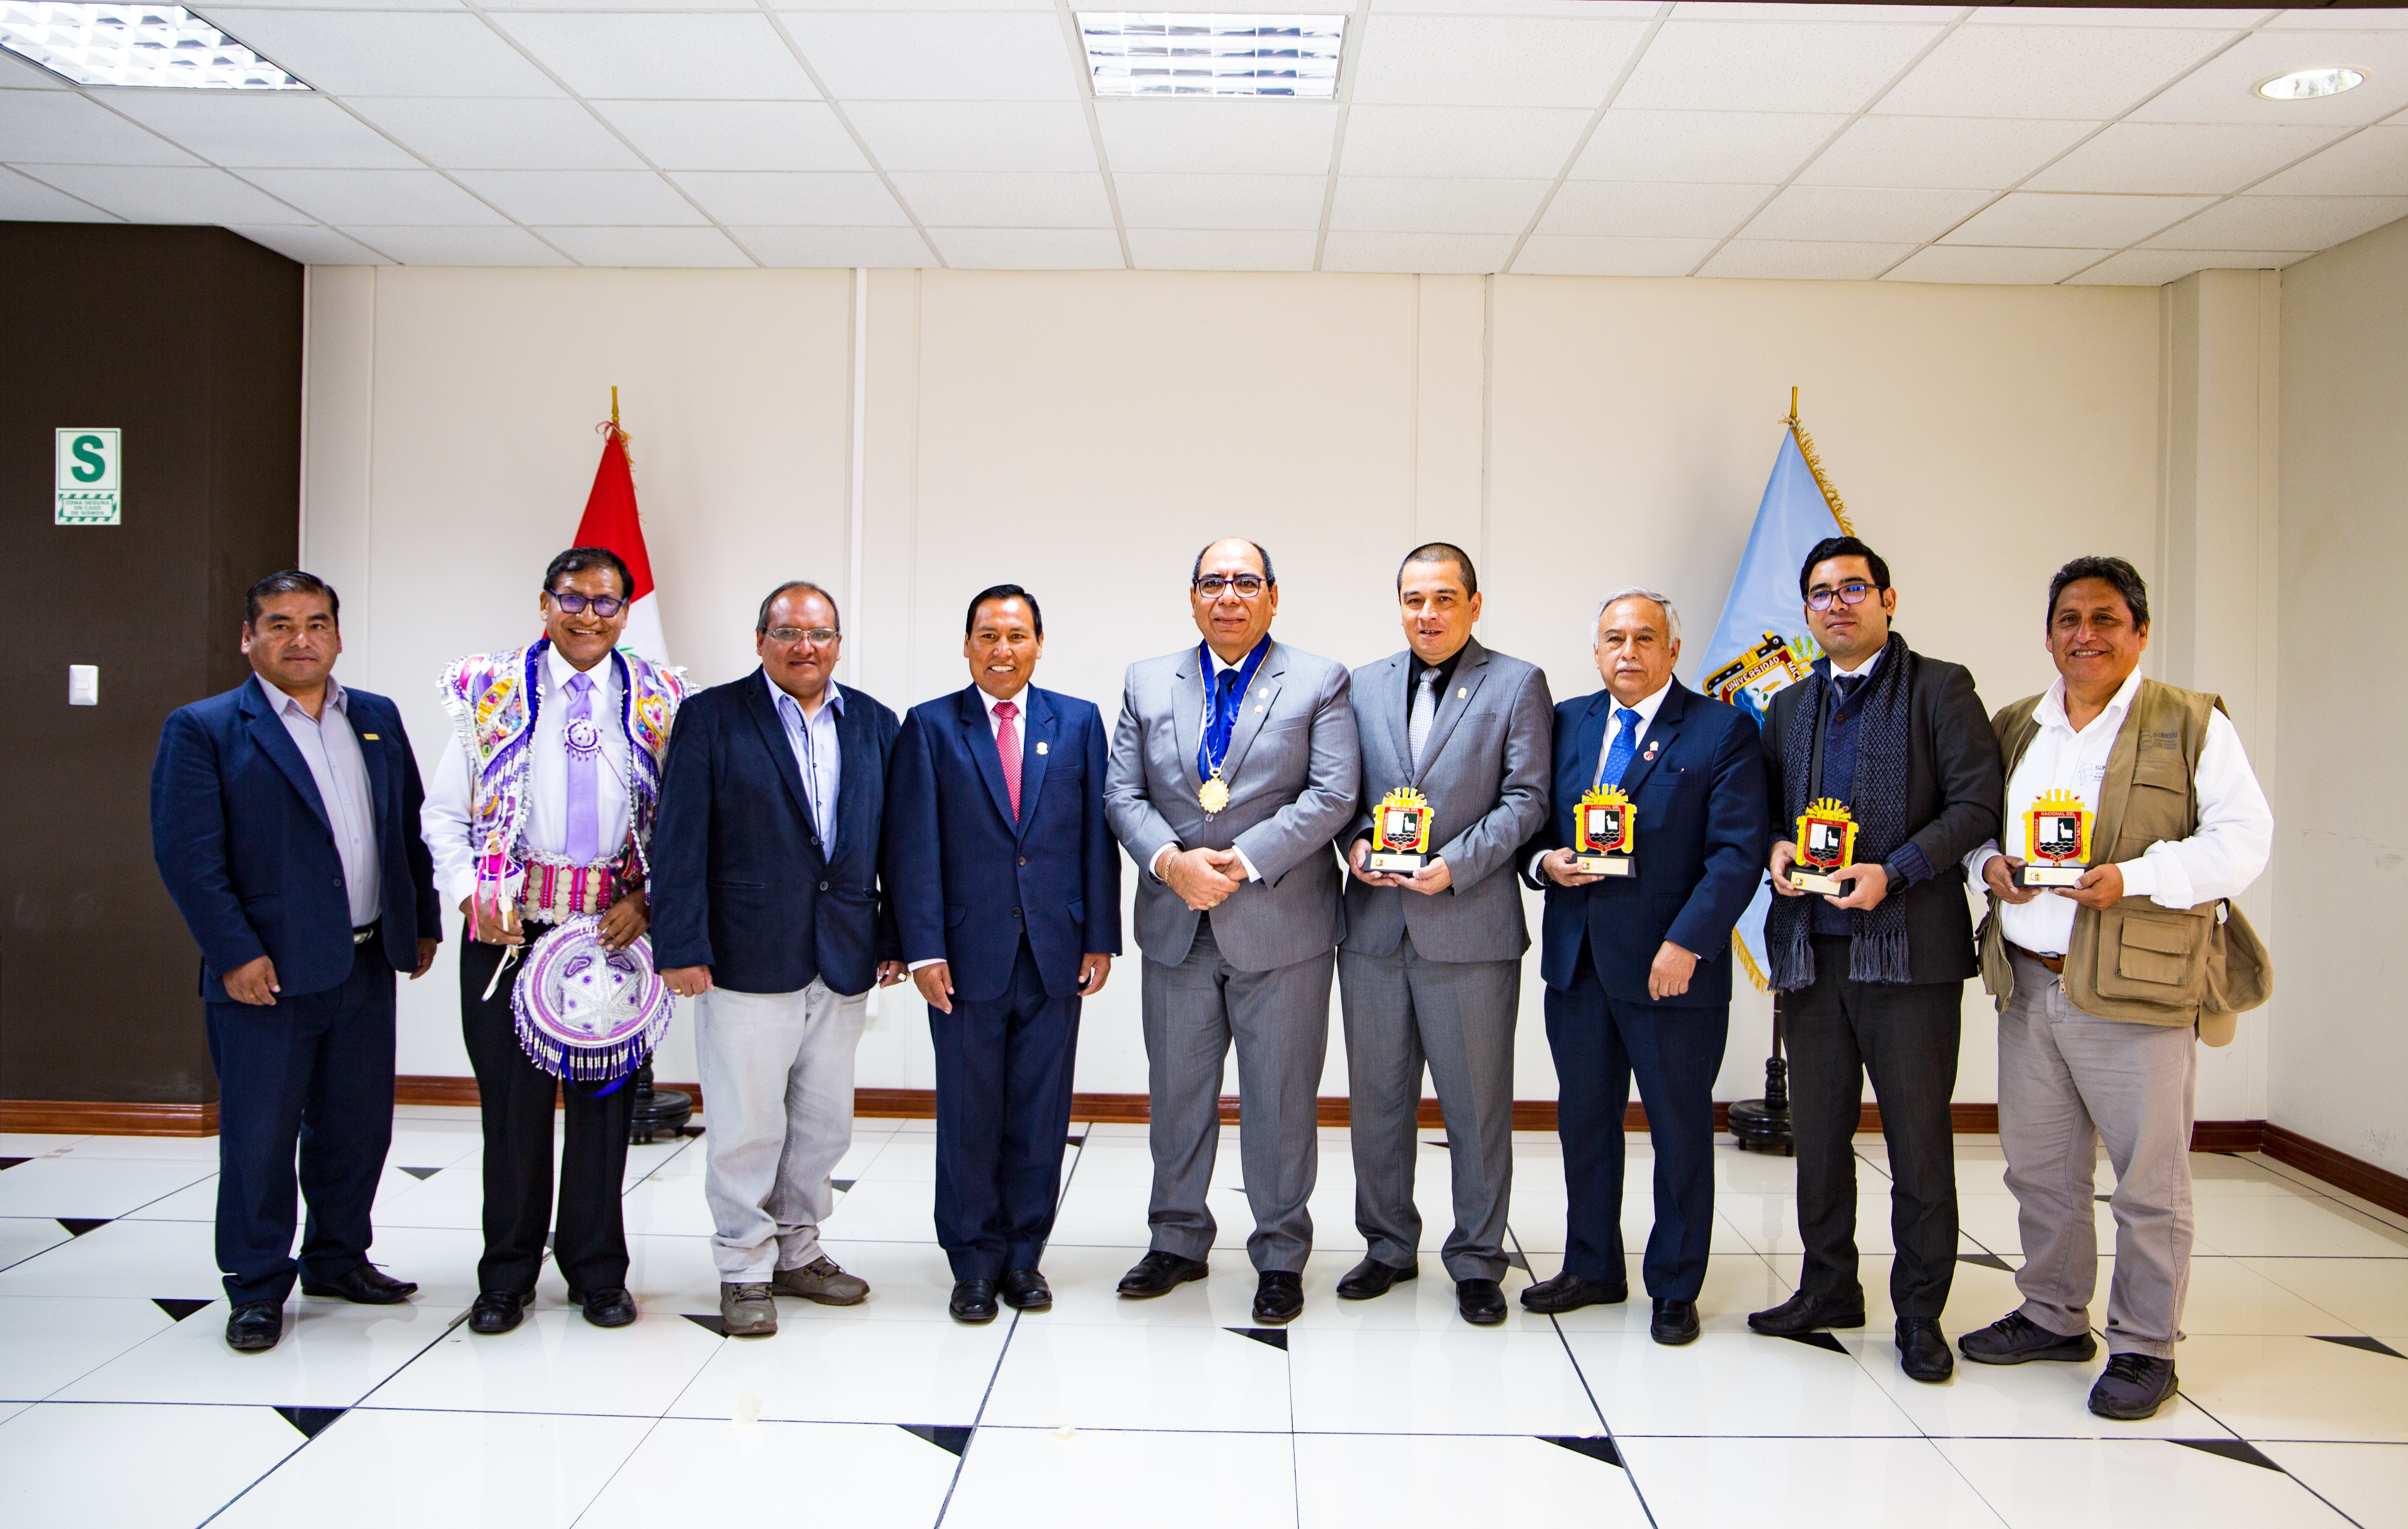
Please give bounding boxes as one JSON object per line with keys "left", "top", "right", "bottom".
{"left": 1518, "top": 588, "right": 1769, "bottom": 1345}
{"left": 151, "top": 571, "right": 441, "bottom": 1353}
{"left": 883, "top": 585, "right": 1122, "bottom": 1322}
{"left": 651, "top": 580, "right": 905, "bottom": 1337}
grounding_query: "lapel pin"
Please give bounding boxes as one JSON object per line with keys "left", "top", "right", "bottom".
{"left": 1457, "top": 688, "right": 1468, "bottom": 700}
{"left": 361, "top": 732, "right": 380, "bottom": 740}
{"left": 1035, "top": 740, "right": 1048, "bottom": 754}
{"left": 1644, "top": 741, "right": 1660, "bottom": 760}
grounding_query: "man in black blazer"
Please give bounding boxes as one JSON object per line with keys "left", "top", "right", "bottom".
{"left": 1749, "top": 537, "right": 2002, "bottom": 1384}
{"left": 651, "top": 581, "right": 905, "bottom": 1337}
{"left": 151, "top": 570, "right": 440, "bottom": 1353}
{"left": 1519, "top": 588, "right": 1769, "bottom": 1345}
{"left": 882, "top": 585, "right": 1122, "bottom": 1322}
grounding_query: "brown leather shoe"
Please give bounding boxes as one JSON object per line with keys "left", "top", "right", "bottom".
{"left": 772, "top": 1257, "right": 869, "bottom": 1306}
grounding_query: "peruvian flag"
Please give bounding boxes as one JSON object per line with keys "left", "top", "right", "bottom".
{"left": 574, "top": 420, "right": 670, "bottom": 666}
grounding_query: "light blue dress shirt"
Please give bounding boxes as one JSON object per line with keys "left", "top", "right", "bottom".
{"left": 258, "top": 673, "right": 381, "bottom": 926}
{"left": 772, "top": 674, "right": 844, "bottom": 844}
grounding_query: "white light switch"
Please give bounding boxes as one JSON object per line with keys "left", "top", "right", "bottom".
{"left": 68, "top": 665, "right": 98, "bottom": 706}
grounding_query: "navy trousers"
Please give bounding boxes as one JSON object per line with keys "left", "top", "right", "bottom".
{"left": 930, "top": 940, "right": 1081, "bottom": 1281}
{"left": 205, "top": 937, "right": 397, "bottom": 1307}
{"left": 1543, "top": 939, "right": 1727, "bottom": 1300}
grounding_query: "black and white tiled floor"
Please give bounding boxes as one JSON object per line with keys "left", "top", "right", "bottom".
{"left": 3, "top": 1109, "right": 2405, "bottom": 1527}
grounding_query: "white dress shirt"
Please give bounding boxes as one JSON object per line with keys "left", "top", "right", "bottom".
{"left": 424, "top": 646, "right": 631, "bottom": 908}
{"left": 1152, "top": 647, "right": 1265, "bottom": 884}
{"left": 771, "top": 672, "right": 844, "bottom": 845}
{"left": 259, "top": 674, "right": 381, "bottom": 926}
{"left": 1964, "top": 667, "right": 2272, "bottom": 956}
{"left": 1592, "top": 677, "right": 1675, "bottom": 785}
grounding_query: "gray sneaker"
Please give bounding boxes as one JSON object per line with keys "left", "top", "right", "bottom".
{"left": 720, "top": 1281, "right": 777, "bottom": 1337}
{"left": 772, "top": 1257, "right": 870, "bottom": 1306}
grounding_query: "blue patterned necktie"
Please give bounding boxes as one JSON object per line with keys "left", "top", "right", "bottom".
{"left": 1597, "top": 706, "right": 1641, "bottom": 788}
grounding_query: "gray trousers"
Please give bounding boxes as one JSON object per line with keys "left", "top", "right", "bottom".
{"left": 1142, "top": 917, "right": 1334, "bottom": 1272}
{"left": 1338, "top": 937, "right": 1518, "bottom": 1281}
{"left": 694, "top": 980, "right": 867, "bottom": 1281}
{"left": 1997, "top": 950, "right": 2198, "bottom": 1359}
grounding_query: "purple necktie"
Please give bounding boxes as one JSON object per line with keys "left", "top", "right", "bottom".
{"left": 564, "top": 671, "right": 600, "bottom": 863}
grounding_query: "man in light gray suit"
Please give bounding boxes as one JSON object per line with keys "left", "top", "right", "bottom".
{"left": 1104, "top": 537, "right": 1360, "bottom": 1326}
{"left": 1338, "top": 544, "right": 1552, "bottom": 1326}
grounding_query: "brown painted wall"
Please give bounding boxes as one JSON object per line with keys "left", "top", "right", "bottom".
{"left": 0, "top": 223, "right": 301, "bottom": 1104}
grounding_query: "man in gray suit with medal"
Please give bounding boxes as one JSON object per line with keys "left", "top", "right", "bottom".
{"left": 1105, "top": 537, "right": 1360, "bottom": 1325}
{"left": 1337, "top": 544, "right": 1552, "bottom": 1325}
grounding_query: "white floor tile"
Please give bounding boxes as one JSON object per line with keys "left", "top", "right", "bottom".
{"left": 578, "top": 1418, "right": 959, "bottom": 1529}
{"left": 41, "top": 1135, "right": 220, "bottom": 1163}
{"left": 0, "top": 1217, "right": 220, "bottom": 1298}
{"left": 2237, "top": 1256, "right": 2408, "bottom": 1336}
{"left": 0, "top": 1135, "right": 90, "bottom": 1157}
{"left": 809, "top": 1176, "right": 938, "bottom": 1243}
{"left": 1288, "top": 1326, "right": 1604, "bottom": 1436}
{"left": 2262, "top": 1441, "right": 2408, "bottom": 1529}
{"left": 1296, "top": 1432, "right": 1651, "bottom": 1526}
{"left": 214, "top": 1407, "right": 652, "bottom": 1529}
{"left": 56, "top": 1298, "right": 456, "bottom": 1407}
{"left": 0, "top": 1402, "right": 303, "bottom": 1526}
{"left": 613, "top": 1177, "right": 726, "bottom": 1238}
{"left": 1622, "top": 1435, "right": 2008, "bottom": 1528}
{"left": 1044, "top": 1175, "right": 1156, "bottom": 1249}
{"left": 1566, "top": 1330, "right": 1922, "bottom": 1438}
{"left": 2171, "top": 1334, "right": 2408, "bottom": 1442}
{"left": 2190, "top": 1196, "right": 2408, "bottom": 1258}
{"left": 982, "top": 1320, "right": 1293, "bottom": 1432}
{"left": 1832, "top": 1331, "right": 2230, "bottom": 1440}
{"left": 1062, "top": 1138, "right": 1161, "bottom": 1187}
{"left": 0, "top": 1157, "right": 215, "bottom": 1219}
{"left": 366, "top": 1306, "right": 723, "bottom": 1416}
{"left": 0, "top": 1217, "right": 72, "bottom": 1273}
{"left": 0, "top": 1296, "right": 178, "bottom": 1400}
{"left": 946, "top": 1425, "right": 1297, "bottom": 1528}
{"left": 1937, "top": 1436, "right": 2352, "bottom": 1527}
{"left": 667, "top": 1310, "right": 1009, "bottom": 1424}
{"left": 1503, "top": 1189, "right": 1757, "bottom": 1256}
{"left": 120, "top": 1173, "right": 220, "bottom": 1222}
{"left": 856, "top": 1136, "right": 941, "bottom": 1182}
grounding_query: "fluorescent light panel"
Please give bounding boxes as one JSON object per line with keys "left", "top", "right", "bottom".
{"left": 1079, "top": 12, "right": 1344, "bottom": 100}
{"left": 0, "top": 3, "right": 305, "bottom": 89}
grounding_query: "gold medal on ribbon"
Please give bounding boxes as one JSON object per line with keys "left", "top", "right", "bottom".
{"left": 1792, "top": 797, "right": 1858, "bottom": 895}
{"left": 1199, "top": 775, "right": 1230, "bottom": 814}
{"left": 1366, "top": 787, "right": 1433, "bottom": 873}
{"left": 2019, "top": 789, "right": 2093, "bottom": 888}
{"left": 1572, "top": 784, "right": 1636, "bottom": 877}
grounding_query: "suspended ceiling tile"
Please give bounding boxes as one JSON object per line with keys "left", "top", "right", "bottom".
{"left": 1125, "top": 227, "right": 1317, "bottom": 271}
{"left": 1569, "top": 110, "right": 1844, "bottom": 185}
{"left": 1536, "top": 180, "right": 1770, "bottom": 240}
{"left": 451, "top": 168, "right": 708, "bottom": 224}
{"left": 1376, "top": 0, "right": 1656, "bottom": 15}
{"left": 2064, "top": 247, "right": 2299, "bottom": 286}
{"left": 1326, "top": 175, "right": 1550, "bottom": 235}
{"left": 198, "top": 11, "right": 564, "bottom": 97}
{"left": 1349, "top": 14, "right": 1649, "bottom": 109}
{"left": 537, "top": 225, "right": 753, "bottom": 267}
{"left": 1616, "top": 18, "right": 1943, "bottom": 116}
{"left": 348, "top": 98, "right": 643, "bottom": 171}
{"left": 2143, "top": 194, "right": 2408, "bottom": 251}
{"left": 926, "top": 226, "right": 1123, "bottom": 269}
{"left": 669, "top": 171, "right": 907, "bottom": 226}
{"left": 495, "top": 14, "right": 819, "bottom": 101}
{"left": 731, "top": 224, "right": 936, "bottom": 267}
{"left": 2261, "top": 8, "right": 2408, "bottom": 29}
{"left": 1092, "top": 99, "right": 1337, "bottom": 176}
{"left": 1698, "top": 238, "right": 1916, "bottom": 279}
{"left": 1873, "top": 24, "right": 2236, "bottom": 122}
{"left": 1319, "top": 229, "right": 1515, "bottom": 273}
{"left": 0, "top": 165, "right": 117, "bottom": 218}
{"left": 0, "top": 91, "right": 197, "bottom": 166}
{"left": 1339, "top": 105, "right": 1591, "bottom": 179}
{"left": 1881, "top": 243, "right": 2111, "bottom": 284}
{"left": 843, "top": 101, "right": 1097, "bottom": 173}
{"left": 2128, "top": 31, "right": 2408, "bottom": 127}
{"left": 334, "top": 223, "right": 573, "bottom": 264}
{"left": 229, "top": 223, "right": 392, "bottom": 263}
{"left": 2251, "top": 126, "right": 2408, "bottom": 197}
{"left": 597, "top": 102, "right": 867, "bottom": 173}
{"left": 239, "top": 167, "right": 508, "bottom": 225}
{"left": 2028, "top": 122, "right": 2351, "bottom": 196}
{"left": 776, "top": 11, "right": 1081, "bottom": 102}
{"left": 1960, "top": 9, "right": 2276, "bottom": 28}
{"left": 101, "top": 93, "right": 420, "bottom": 169}
{"left": 1941, "top": 190, "right": 2215, "bottom": 247}
{"left": 1113, "top": 172, "right": 1326, "bottom": 231}
{"left": 1744, "top": 184, "right": 1990, "bottom": 244}
{"left": 19, "top": 163, "right": 313, "bottom": 222}
{"left": 1796, "top": 116, "right": 2098, "bottom": 191}
{"left": 1512, "top": 232, "right": 1720, "bottom": 276}
{"left": 888, "top": 169, "right": 1113, "bottom": 228}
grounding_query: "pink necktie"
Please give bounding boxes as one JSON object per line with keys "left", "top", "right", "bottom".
{"left": 994, "top": 700, "right": 1022, "bottom": 821}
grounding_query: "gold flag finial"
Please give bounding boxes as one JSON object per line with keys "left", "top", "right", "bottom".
{"left": 610, "top": 385, "right": 620, "bottom": 430}
{"left": 1784, "top": 386, "right": 1853, "bottom": 536}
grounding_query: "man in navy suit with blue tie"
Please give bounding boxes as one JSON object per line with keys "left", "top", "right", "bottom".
{"left": 884, "top": 586, "right": 1121, "bottom": 1322}
{"left": 152, "top": 571, "right": 441, "bottom": 1353}
{"left": 1519, "top": 588, "right": 1769, "bottom": 1344}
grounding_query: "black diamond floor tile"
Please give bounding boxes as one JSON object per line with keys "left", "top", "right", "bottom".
{"left": 56, "top": 1218, "right": 109, "bottom": 1237}
{"left": 1228, "top": 1326, "right": 1289, "bottom": 1351}
{"left": 683, "top": 1313, "right": 729, "bottom": 1336}
{"left": 152, "top": 1298, "right": 212, "bottom": 1323}
{"left": 1775, "top": 1330, "right": 1849, "bottom": 1354}
{"left": 396, "top": 1166, "right": 443, "bottom": 1181}
{"left": 274, "top": 1406, "right": 347, "bottom": 1439}
{"left": 832, "top": 1179, "right": 856, "bottom": 1193}
{"left": 1958, "top": 1251, "right": 2013, "bottom": 1272}
{"left": 1540, "top": 1435, "right": 1623, "bottom": 1466}
{"left": 2171, "top": 1438, "right": 2283, "bottom": 1471}
{"left": 901, "top": 1423, "right": 972, "bottom": 1456}
{"left": 0, "top": 1157, "right": 29, "bottom": 1172}
{"left": 2311, "top": 1334, "right": 2406, "bottom": 1359}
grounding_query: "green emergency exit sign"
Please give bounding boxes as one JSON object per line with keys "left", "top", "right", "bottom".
{"left": 56, "top": 429, "right": 120, "bottom": 525}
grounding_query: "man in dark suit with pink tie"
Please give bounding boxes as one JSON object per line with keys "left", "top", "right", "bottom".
{"left": 883, "top": 585, "right": 1122, "bottom": 1322}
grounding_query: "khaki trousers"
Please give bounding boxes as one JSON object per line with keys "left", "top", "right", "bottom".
{"left": 1997, "top": 950, "right": 2197, "bottom": 1359}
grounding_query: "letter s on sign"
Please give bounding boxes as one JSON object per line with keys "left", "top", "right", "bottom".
{"left": 71, "top": 435, "right": 106, "bottom": 483}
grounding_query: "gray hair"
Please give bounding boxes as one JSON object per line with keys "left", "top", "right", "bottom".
{"left": 1593, "top": 586, "right": 1681, "bottom": 645}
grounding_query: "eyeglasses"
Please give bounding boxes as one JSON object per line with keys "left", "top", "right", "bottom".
{"left": 1806, "top": 581, "right": 1878, "bottom": 613}
{"left": 764, "top": 626, "right": 841, "bottom": 646}
{"left": 1194, "top": 575, "right": 1268, "bottom": 600}
{"left": 547, "top": 590, "right": 627, "bottom": 618}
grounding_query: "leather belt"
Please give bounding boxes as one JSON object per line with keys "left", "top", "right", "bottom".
{"left": 2008, "top": 941, "right": 2065, "bottom": 975}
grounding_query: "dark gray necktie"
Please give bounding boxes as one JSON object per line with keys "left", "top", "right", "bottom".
{"left": 1407, "top": 667, "right": 1440, "bottom": 774}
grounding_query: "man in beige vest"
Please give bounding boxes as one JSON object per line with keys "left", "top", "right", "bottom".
{"left": 1957, "top": 556, "right": 2271, "bottom": 1421}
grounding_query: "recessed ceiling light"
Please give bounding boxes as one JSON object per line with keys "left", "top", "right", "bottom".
{"left": 1079, "top": 12, "right": 1345, "bottom": 100}
{"left": 0, "top": 3, "right": 306, "bottom": 89}
{"left": 2256, "top": 66, "right": 2365, "bottom": 101}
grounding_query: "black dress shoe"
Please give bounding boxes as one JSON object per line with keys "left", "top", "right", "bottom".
{"left": 579, "top": 1286, "right": 637, "bottom": 1328}
{"left": 949, "top": 1279, "right": 1000, "bottom": 1323}
{"left": 1456, "top": 1278, "right": 1508, "bottom": 1326}
{"left": 301, "top": 1263, "right": 418, "bottom": 1304}
{"left": 1335, "top": 1257, "right": 1417, "bottom": 1301}
{"left": 1117, "top": 1250, "right": 1210, "bottom": 1298}
{"left": 999, "top": 1269, "right": 1051, "bottom": 1311}
{"left": 468, "top": 1290, "right": 528, "bottom": 1335}
{"left": 226, "top": 1300, "right": 282, "bottom": 1352}
{"left": 1898, "top": 1318, "right": 1953, "bottom": 1383}
{"left": 1958, "top": 1311, "right": 2097, "bottom": 1366}
{"left": 1518, "top": 1272, "right": 1629, "bottom": 1314}
{"left": 2089, "top": 1353, "right": 2179, "bottom": 1420}
{"left": 1253, "top": 1270, "right": 1304, "bottom": 1324}
{"left": 1651, "top": 1298, "right": 1701, "bottom": 1346}
{"left": 1747, "top": 1289, "right": 1866, "bottom": 1336}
